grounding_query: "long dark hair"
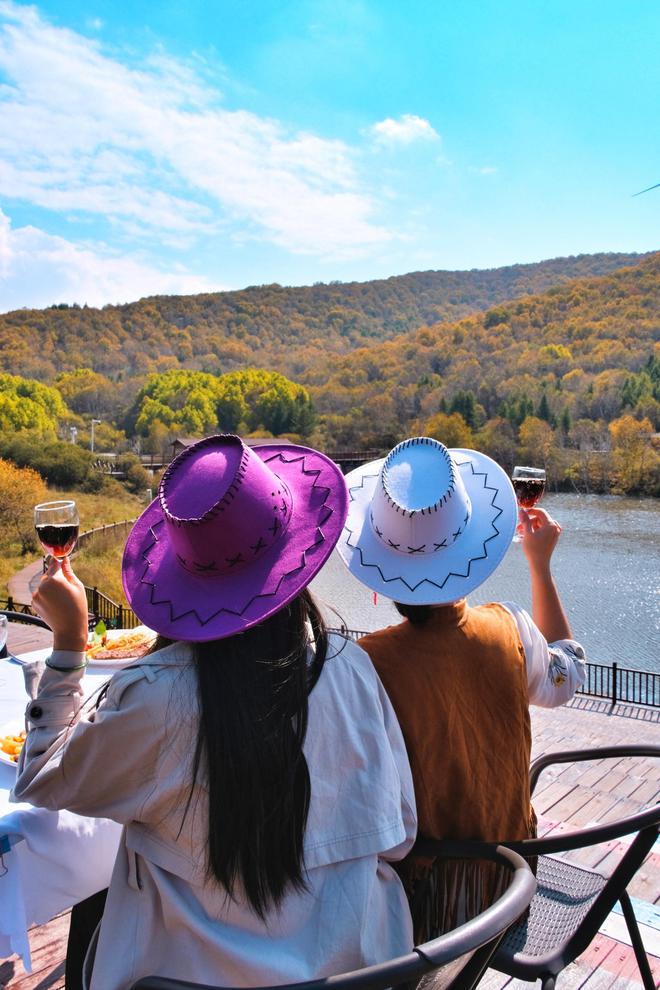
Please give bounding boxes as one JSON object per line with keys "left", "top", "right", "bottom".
{"left": 190, "top": 588, "right": 327, "bottom": 919}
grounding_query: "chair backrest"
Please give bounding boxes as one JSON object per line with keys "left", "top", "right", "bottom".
{"left": 130, "top": 845, "right": 535, "bottom": 990}
{"left": 0, "top": 610, "right": 51, "bottom": 658}
{"left": 415, "top": 745, "right": 660, "bottom": 982}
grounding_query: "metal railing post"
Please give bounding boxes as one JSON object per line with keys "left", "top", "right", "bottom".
{"left": 611, "top": 661, "right": 618, "bottom": 709}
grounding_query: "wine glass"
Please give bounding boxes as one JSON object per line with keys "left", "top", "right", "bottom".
{"left": 0, "top": 614, "right": 7, "bottom": 656}
{"left": 511, "top": 466, "right": 546, "bottom": 542}
{"left": 34, "top": 500, "right": 80, "bottom": 560}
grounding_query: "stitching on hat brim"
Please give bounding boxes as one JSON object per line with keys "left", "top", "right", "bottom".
{"left": 125, "top": 449, "right": 345, "bottom": 637}
{"left": 340, "top": 456, "right": 515, "bottom": 599}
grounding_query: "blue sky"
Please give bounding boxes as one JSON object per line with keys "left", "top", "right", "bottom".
{"left": 0, "top": 0, "right": 658, "bottom": 311}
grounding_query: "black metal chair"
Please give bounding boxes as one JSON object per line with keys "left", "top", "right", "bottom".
{"left": 129, "top": 844, "right": 535, "bottom": 990}
{"left": 415, "top": 745, "right": 660, "bottom": 990}
{"left": 0, "top": 609, "right": 51, "bottom": 658}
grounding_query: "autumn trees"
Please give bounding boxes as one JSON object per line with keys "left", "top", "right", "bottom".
{"left": 0, "top": 253, "right": 658, "bottom": 496}
{"left": 0, "top": 460, "right": 47, "bottom": 553}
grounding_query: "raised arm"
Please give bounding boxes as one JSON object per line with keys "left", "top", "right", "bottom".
{"left": 520, "top": 506, "right": 572, "bottom": 642}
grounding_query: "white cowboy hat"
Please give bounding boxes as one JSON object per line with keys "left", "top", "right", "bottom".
{"left": 336, "top": 436, "right": 517, "bottom": 605}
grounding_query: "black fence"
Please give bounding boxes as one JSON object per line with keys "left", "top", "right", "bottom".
{"left": 2, "top": 595, "right": 658, "bottom": 708}
{"left": 0, "top": 589, "right": 142, "bottom": 632}
{"left": 85, "top": 587, "right": 142, "bottom": 631}
{"left": 330, "top": 626, "right": 660, "bottom": 710}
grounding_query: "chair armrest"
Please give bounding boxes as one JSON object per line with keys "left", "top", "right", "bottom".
{"left": 0, "top": 610, "right": 51, "bottom": 629}
{"left": 413, "top": 802, "right": 660, "bottom": 861}
{"left": 530, "top": 745, "right": 660, "bottom": 794}
{"left": 413, "top": 844, "right": 536, "bottom": 966}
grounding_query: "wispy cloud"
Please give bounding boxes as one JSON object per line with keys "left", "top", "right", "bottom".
{"left": 0, "top": 1, "right": 390, "bottom": 259}
{"left": 0, "top": 209, "right": 216, "bottom": 312}
{"left": 370, "top": 114, "right": 439, "bottom": 145}
{"left": 469, "top": 165, "right": 498, "bottom": 175}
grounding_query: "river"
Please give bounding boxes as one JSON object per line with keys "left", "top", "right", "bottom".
{"left": 310, "top": 494, "right": 659, "bottom": 671}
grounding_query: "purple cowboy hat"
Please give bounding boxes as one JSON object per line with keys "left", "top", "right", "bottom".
{"left": 122, "top": 435, "right": 348, "bottom": 641}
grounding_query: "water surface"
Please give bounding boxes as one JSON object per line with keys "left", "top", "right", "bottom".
{"left": 311, "top": 494, "right": 659, "bottom": 671}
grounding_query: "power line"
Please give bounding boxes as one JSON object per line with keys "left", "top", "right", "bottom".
{"left": 632, "top": 182, "right": 660, "bottom": 197}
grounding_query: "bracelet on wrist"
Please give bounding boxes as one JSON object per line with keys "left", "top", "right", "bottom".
{"left": 45, "top": 658, "right": 88, "bottom": 672}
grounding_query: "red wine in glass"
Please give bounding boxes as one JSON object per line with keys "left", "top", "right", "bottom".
{"left": 35, "top": 523, "right": 79, "bottom": 558}
{"left": 512, "top": 476, "right": 546, "bottom": 508}
{"left": 34, "top": 501, "right": 80, "bottom": 559}
{"left": 511, "top": 467, "right": 546, "bottom": 542}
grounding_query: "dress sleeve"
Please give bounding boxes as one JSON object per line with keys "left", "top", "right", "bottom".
{"left": 501, "top": 602, "right": 587, "bottom": 708}
{"left": 11, "top": 659, "right": 162, "bottom": 824}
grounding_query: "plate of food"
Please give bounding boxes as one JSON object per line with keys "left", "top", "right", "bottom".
{"left": 85, "top": 626, "right": 157, "bottom": 668}
{"left": 0, "top": 721, "right": 26, "bottom": 769}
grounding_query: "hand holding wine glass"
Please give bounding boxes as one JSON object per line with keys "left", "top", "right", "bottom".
{"left": 34, "top": 500, "right": 79, "bottom": 560}
{"left": 511, "top": 466, "right": 546, "bottom": 542}
{"left": 32, "top": 556, "right": 89, "bottom": 652}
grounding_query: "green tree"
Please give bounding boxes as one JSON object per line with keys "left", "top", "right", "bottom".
{"left": 449, "top": 390, "right": 479, "bottom": 429}
{"left": 0, "top": 374, "right": 67, "bottom": 433}
{"left": 216, "top": 369, "right": 315, "bottom": 436}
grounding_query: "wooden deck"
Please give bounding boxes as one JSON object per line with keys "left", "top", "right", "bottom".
{"left": 4, "top": 622, "right": 53, "bottom": 657}
{"left": 1, "top": 684, "right": 659, "bottom": 988}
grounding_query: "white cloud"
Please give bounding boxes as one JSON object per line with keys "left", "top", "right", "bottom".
{"left": 0, "top": 209, "right": 217, "bottom": 312}
{"left": 470, "top": 166, "right": 498, "bottom": 175}
{"left": 0, "top": 1, "right": 390, "bottom": 259}
{"left": 370, "top": 114, "right": 439, "bottom": 145}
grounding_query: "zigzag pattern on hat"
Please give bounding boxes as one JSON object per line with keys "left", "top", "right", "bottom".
{"left": 137, "top": 451, "right": 335, "bottom": 626}
{"left": 344, "top": 459, "right": 504, "bottom": 593}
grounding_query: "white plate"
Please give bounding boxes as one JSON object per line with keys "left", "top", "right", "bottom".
{"left": 85, "top": 626, "right": 157, "bottom": 669}
{"left": 0, "top": 720, "right": 26, "bottom": 770}
{"left": 11, "top": 627, "right": 156, "bottom": 670}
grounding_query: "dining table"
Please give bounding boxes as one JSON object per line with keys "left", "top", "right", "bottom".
{"left": 0, "top": 647, "right": 123, "bottom": 972}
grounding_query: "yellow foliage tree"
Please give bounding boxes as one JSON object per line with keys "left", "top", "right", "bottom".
{"left": 609, "top": 415, "right": 658, "bottom": 494}
{"left": 0, "top": 459, "right": 47, "bottom": 553}
{"left": 518, "top": 416, "right": 556, "bottom": 471}
{"left": 422, "top": 412, "right": 474, "bottom": 448}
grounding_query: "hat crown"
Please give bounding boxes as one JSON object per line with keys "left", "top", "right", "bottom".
{"left": 159, "top": 435, "right": 292, "bottom": 576}
{"left": 370, "top": 438, "right": 472, "bottom": 555}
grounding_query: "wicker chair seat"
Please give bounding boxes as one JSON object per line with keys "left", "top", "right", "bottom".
{"left": 498, "top": 854, "right": 606, "bottom": 957}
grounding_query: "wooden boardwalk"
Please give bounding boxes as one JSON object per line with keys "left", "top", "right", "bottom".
{"left": 1, "top": 675, "right": 659, "bottom": 988}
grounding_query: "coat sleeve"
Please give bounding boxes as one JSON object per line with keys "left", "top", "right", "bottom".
{"left": 11, "top": 659, "right": 163, "bottom": 824}
{"left": 371, "top": 662, "right": 417, "bottom": 861}
{"left": 501, "top": 602, "right": 587, "bottom": 708}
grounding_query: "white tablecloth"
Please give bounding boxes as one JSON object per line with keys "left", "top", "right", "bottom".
{"left": 0, "top": 651, "right": 122, "bottom": 970}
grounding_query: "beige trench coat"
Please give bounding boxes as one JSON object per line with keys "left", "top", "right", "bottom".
{"left": 13, "top": 635, "right": 416, "bottom": 989}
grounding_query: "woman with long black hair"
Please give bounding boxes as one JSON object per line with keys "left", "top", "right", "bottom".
{"left": 13, "top": 436, "right": 416, "bottom": 990}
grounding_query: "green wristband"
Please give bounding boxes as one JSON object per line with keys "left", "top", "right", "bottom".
{"left": 45, "top": 658, "right": 88, "bottom": 672}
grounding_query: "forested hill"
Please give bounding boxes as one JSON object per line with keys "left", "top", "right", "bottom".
{"left": 0, "top": 251, "right": 651, "bottom": 382}
{"left": 303, "top": 250, "right": 660, "bottom": 446}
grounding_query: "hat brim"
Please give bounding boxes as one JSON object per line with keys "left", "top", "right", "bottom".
{"left": 336, "top": 448, "right": 517, "bottom": 605}
{"left": 122, "top": 444, "right": 348, "bottom": 641}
